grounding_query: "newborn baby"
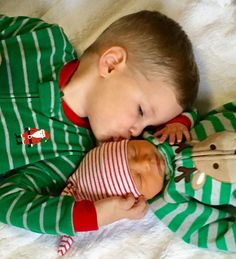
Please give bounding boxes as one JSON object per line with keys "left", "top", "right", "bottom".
{"left": 58, "top": 139, "right": 165, "bottom": 255}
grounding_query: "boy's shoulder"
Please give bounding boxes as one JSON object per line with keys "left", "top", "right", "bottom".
{"left": 0, "top": 14, "right": 63, "bottom": 39}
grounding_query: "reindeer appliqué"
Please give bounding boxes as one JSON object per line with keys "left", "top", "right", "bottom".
{"left": 174, "top": 131, "right": 236, "bottom": 190}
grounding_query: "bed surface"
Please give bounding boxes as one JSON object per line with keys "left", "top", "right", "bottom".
{"left": 0, "top": 0, "right": 236, "bottom": 258}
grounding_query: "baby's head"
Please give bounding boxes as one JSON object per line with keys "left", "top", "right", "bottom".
{"left": 71, "top": 139, "right": 165, "bottom": 201}
{"left": 82, "top": 10, "right": 199, "bottom": 141}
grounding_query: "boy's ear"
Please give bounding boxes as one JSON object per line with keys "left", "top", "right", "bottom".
{"left": 98, "top": 46, "right": 127, "bottom": 77}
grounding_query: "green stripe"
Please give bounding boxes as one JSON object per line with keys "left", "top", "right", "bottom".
{"left": 168, "top": 201, "right": 196, "bottom": 232}
{"left": 182, "top": 147, "right": 194, "bottom": 197}
{"left": 223, "top": 102, "right": 236, "bottom": 112}
{"left": 208, "top": 115, "right": 224, "bottom": 132}
{"left": 216, "top": 219, "right": 228, "bottom": 250}
{"left": 219, "top": 183, "right": 231, "bottom": 204}
{"left": 223, "top": 112, "right": 236, "bottom": 131}
{"left": 153, "top": 198, "right": 179, "bottom": 220}
{"left": 202, "top": 177, "right": 212, "bottom": 204}
{"left": 193, "top": 123, "right": 207, "bottom": 141}
{"left": 183, "top": 204, "right": 212, "bottom": 243}
{"left": 198, "top": 223, "right": 209, "bottom": 248}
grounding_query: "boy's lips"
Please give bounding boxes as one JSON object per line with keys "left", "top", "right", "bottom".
{"left": 112, "top": 136, "right": 125, "bottom": 141}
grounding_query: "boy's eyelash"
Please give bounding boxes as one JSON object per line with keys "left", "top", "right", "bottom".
{"left": 138, "top": 106, "right": 144, "bottom": 117}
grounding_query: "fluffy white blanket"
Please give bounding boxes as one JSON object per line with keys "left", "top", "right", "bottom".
{"left": 0, "top": 0, "right": 236, "bottom": 258}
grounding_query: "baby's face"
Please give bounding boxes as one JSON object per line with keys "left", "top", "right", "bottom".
{"left": 127, "top": 140, "right": 165, "bottom": 199}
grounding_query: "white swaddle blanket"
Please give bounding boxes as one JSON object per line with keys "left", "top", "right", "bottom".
{"left": 0, "top": 0, "right": 235, "bottom": 258}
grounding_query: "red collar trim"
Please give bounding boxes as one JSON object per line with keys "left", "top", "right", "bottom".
{"left": 59, "top": 60, "right": 90, "bottom": 129}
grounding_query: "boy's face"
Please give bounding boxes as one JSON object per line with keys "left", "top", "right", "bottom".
{"left": 87, "top": 66, "right": 182, "bottom": 142}
{"left": 127, "top": 140, "right": 165, "bottom": 199}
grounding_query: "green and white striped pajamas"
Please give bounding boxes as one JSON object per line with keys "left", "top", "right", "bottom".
{"left": 145, "top": 102, "right": 236, "bottom": 252}
{"left": 0, "top": 15, "right": 95, "bottom": 235}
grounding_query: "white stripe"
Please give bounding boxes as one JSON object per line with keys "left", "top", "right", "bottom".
{"left": 2, "top": 17, "right": 17, "bottom": 35}
{"left": 175, "top": 203, "right": 205, "bottom": 237}
{"left": 189, "top": 207, "right": 221, "bottom": 248}
{"left": 49, "top": 81, "right": 56, "bottom": 117}
{"left": 6, "top": 191, "right": 25, "bottom": 225}
{"left": 87, "top": 150, "right": 97, "bottom": 201}
{"left": 58, "top": 27, "right": 67, "bottom": 64}
{"left": 193, "top": 187, "right": 203, "bottom": 204}
{"left": 103, "top": 143, "right": 116, "bottom": 195}
{"left": 77, "top": 127, "right": 86, "bottom": 152}
{"left": 0, "top": 187, "right": 23, "bottom": 201}
{"left": 32, "top": 32, "right": 43, "bottom": 82}
{"left": 23, "top": 194, "right": 40, "bottom": 230}
{"left": 90, "top": 147, "right": 101, "bottom": 200}
{"left": 206, "top": 220, "right": 219, "bottom": 250}
{"left": 150, "top": 197, "right": 182, "bottom": 226}
{"left": 83, "top": 152, "right": 93, "bottom": 200}
{"left": 210, "top": 180, "right": 222, "bottom": 205}
{"left": 44, "top": 161, "right": 67, "bottom": 182}
{"left": 12, "top": 18, "right": 29, "bottom": 36}
{"left": 55, "top": 196, "right": 64, "bottom": 235}
{"left": 58, "top": 110, "right": 73, "bottom": 155}
{"left": 17, "top": 36, "right": 30, "bottom": 94}
{"left": 26, "top": 32, "right": 45, "bottom": 160}
{"left": 98, "top": 145, "right": 112, "bottom": 196}
{"left": 25, "top": 174, "right": 41, "bottom": 193}
{"left": 224, "top": 222, "right": 236, "bottom": 251}
{"left": 202, "top": 120, "right": 217, "bottom": 136}
{"left": 109, "top": 142, "right": 122, "bottom": 195}
{"left": 94, "top": 147, "right": 106, "bottom": 199}
{"left": 47, "top": 28, "right": 56, "bottom": 80}
{"left": 218, "top": 113, "right": 236, "bottom": 131}
{"left": 30, "top": 21, "right": 44, "bottom": 32}
{"left": 61, "top": 156, "right": 76, "bottom": 169}
{"left": 49, "top": 119, "right": 59, "bottom": 157}
{"left": 77, "top": 160, "right": 87, "bottom": 199}
{"left": 39, "top": 202, "right": 46, "bottom": 233}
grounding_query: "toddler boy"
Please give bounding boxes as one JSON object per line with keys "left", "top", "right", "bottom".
{"left": 0, "top": 10, "right": 198, "bottom": 235}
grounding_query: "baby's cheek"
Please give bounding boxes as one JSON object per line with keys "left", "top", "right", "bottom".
{"left": 131, "top": 172, "right": 142, "bottom": 194}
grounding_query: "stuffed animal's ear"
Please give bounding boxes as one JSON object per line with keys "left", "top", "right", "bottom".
{"left": 191, "top": 171, "right": 206, "bottom": 190}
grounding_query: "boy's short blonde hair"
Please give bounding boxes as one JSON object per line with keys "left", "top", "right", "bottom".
{"left": 85, "top": 10, "right": 199, "bottom": 110}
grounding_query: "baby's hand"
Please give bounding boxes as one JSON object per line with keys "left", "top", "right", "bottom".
{"left": 95, "top": 194, "right": 148, "bottom": 227}
{"left": 153, "top": 122, "right": 191, "bottom": 145}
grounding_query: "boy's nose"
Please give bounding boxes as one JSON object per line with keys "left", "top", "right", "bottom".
{"left": 129, "top": 125, "right": 143, "bottom": 137}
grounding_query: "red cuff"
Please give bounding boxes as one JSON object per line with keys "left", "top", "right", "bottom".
{"left": 73, "top": 200, "right": 98, "bottom": 232}
{"left": 167, "top": 114, "right": 191, "bottom": 129}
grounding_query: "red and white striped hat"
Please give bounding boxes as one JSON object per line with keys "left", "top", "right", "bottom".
{"left": 63, "top": 139, "right": 140, "bottom": 201}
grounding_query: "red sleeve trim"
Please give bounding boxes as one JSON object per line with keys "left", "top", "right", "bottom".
{"left": 167, "top": 114, "right": 191, "bottom": 129}
{"left": 73, "top": 200, "right": 98, "bottom": 232}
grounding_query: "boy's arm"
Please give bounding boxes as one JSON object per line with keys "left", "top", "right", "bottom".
{"left": 153, "top": 109, "right": 199, "bottom": 144}
{"left": 0, "top": 156, "right": 83, "bottom": 235}
{"left": 0, "top": 156, "right": 148, "bottom": 235}
{"left": 150, "top": 196, "right": 236, "bottom": 252}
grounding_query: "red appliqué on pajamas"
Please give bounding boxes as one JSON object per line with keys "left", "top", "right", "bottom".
{"left": 15, "top": 127, "right": 50, "bottom": 147}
